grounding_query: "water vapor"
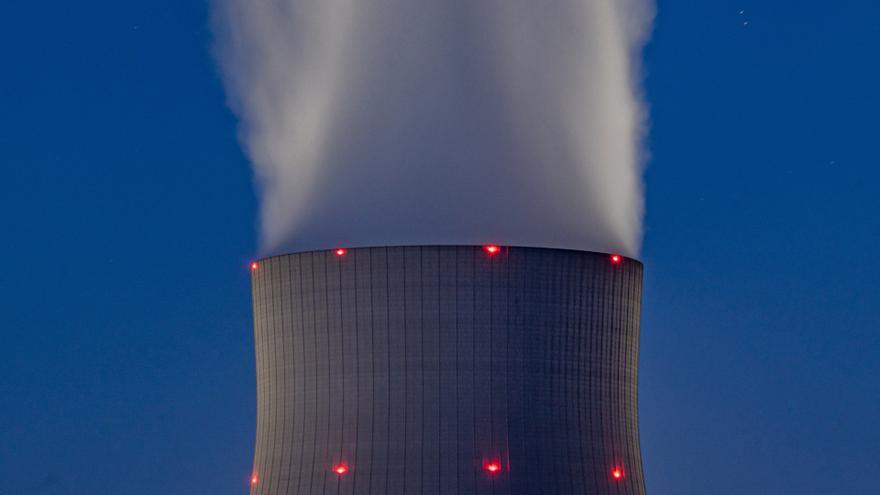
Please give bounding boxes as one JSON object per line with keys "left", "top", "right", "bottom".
{"left": 213, "top": 0, "right": 654, "bottom": 257}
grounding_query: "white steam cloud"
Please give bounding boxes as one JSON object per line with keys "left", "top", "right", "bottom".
{"left": 213, "top": 0, "right": 654, "bottom": 257}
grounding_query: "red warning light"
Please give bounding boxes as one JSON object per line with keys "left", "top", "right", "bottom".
{"left": 483, "top": 245, "right": 501, "bottom": 255}
{"left": 611, "top": 467, "right": 625, "bottom": 480}
{"left": 333, "top": 463, "right": 349, "bottom": 475}
{"left": 251, "top": 262, "right": 259, "bottom": 271}
{"left": 610, "top": 254, "right": 622, "bottom": 265}
{"left": 251, "top": 474, "right": 258, "bottom": 485}
{"left": 334, "top": 248, "right": 347, "bottom": 257}
{"left": 484, "top": 461, "right": 501, "bottom": 474}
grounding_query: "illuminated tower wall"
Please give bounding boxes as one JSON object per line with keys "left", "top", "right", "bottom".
{"left": 249, "top": 246, "right": 645, "bottom": 495}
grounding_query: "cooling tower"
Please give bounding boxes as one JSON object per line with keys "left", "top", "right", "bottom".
{"left": 249, "top": 245, "right": 645, "bottom": 495}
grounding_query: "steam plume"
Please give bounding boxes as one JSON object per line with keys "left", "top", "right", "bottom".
{"left": 213, "top": 0, "right": 654, "bottom": 257}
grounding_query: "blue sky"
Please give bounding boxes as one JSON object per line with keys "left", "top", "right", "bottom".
{"left": 1, "top": 1, "right": 878, "bottom": 494}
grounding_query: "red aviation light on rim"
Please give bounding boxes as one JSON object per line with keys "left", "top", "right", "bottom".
{"left": 484, "top": 460, "right": 502, "bottom": 474}
{"left": 333, "top": 463, "right": 349, "bottom": 475}
{"left": 250, "top": 262, "right": 259, "bottom": 271}
{"left": 610, "top": 254, "right": 623, "bottom": 265}
{"left": 483, "top": 245, "right": 501, "bottom": 255}
{"left": 251, "top": 473, "right": 258, "bottom": 485}
{"left": 611, "top": 466, "right": 625, "bottom": 480}
{"left": 334, "top": 248, "right": 347, "bottom": 257}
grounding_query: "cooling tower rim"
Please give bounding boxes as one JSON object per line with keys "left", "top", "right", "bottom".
{"left": 254, "top": 245, "right": 643, "bottom": 267}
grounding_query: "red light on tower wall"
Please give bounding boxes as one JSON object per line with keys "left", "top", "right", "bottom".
{"left": 610, "top": 254, "right": 622, "bottom": 265}
{"left": 333, "top": 463, "right": 349, "bottom": 475}
{"left": 251, "top": 262, "right": 259, "bottom": 271}
{"left": 484, "top": 461, "right": 501, "bottom": 474}
{"left": 334, "top": 248, "right": 347, "bottom": 257}
{"left": 251, "top": 474, "right": 258, "bottom": 485}
{"left": 483, "top": 245, "right": 501, "bottom": 255}
{"left": 611, "top": 467, "right": 625, "bottom": 480}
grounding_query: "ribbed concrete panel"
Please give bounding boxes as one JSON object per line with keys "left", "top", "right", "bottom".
{"left": 250, "top": 246, "right": 645, "bottom": 495}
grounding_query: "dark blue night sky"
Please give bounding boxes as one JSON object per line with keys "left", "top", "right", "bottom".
{"left": 2, "top": 1, "right": 878, "bottom": 494}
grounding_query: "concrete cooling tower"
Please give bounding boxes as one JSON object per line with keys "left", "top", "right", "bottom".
{"left": 248, "top": 245, "right": 645, "bottom": 495}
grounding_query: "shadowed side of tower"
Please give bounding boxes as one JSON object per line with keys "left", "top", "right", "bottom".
{"left": 249, "top": 246, "right": 645, "bottom": 495}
